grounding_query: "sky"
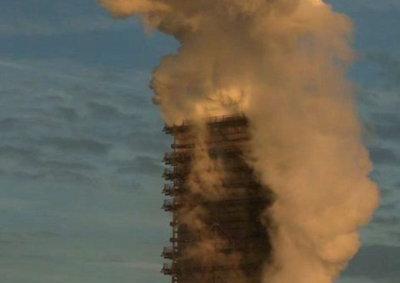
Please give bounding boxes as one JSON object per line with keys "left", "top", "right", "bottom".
{"left": 0, "top": 1, "right": 399, "bottom": 283}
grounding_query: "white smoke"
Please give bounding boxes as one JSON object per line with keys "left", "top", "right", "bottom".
{"left": 100, "top": 0, "right": 380, "bottom": 282}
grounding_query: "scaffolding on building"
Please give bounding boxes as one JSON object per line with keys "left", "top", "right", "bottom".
{"left": 161, "top": 114, "right": 272, "bottom": 283}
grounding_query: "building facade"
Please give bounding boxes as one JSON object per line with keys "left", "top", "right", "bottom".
{"left": 161, "top": 115, "right": 272, "bottom": 283}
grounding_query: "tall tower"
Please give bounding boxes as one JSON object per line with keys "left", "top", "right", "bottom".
{"left": 161, "top": 115, "right": 272, "bottom": 283}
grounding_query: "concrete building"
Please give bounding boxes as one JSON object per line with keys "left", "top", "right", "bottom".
{"left": 161, "top": 115, "right": 272, "bottom": 283}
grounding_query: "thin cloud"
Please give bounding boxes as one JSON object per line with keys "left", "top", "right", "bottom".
{"left": 0, "top": 18, "right": 126, "bottom": 36}
{"left": 0, "top": 58, "right": 147, "bottom": 90}
{"left": 345, "top": 245, "right": 400, "bottom": 280}
{"left": 40, "top": 137, "right": 112, "bottom": 156}
{"left": 369, "top": 146, "right": 400, "bottom": 165}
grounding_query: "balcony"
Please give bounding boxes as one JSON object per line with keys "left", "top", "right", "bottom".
{"left": 163, "top": 184, "right": 185, "bottom": 196}
{"left": 163, "top": 184, "right": 174, "bottom": 196}
{"left": 171, "top": 143, "right": 194, "bottom": 149}
{"left": 163, "top": 168, "right": 188, "bottom": 181}
{"left": 161, "top": 262, "right": 174, "bottom": 275}
{"left": 163, "top": 152, "right": 192, "bottom": 165}
{"left": 162, "top": 198, "right": 180, "bottom": 211}
{"left": 161, "top": 246, "right": 174, "bottom": 259}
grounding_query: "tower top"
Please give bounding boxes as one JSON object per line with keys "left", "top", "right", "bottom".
{"left": 163, "top": 114, "right": 248, "bottom": 135}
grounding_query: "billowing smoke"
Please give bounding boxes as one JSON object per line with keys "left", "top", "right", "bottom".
{"left": 100, "top": 0, "right": 380, "bottom": 282}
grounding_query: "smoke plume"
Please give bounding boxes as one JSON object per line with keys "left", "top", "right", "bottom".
{"left": 100, "top": 0, "right": 380, "bottom": 282}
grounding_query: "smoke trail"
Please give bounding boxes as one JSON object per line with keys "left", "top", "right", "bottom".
{"left": 100, "top": 0, "right": 380, "bottom": 282}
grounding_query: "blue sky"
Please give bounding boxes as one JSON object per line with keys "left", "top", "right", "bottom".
{"left": 0, "top": 1, "right": 399, "bottom": 282}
